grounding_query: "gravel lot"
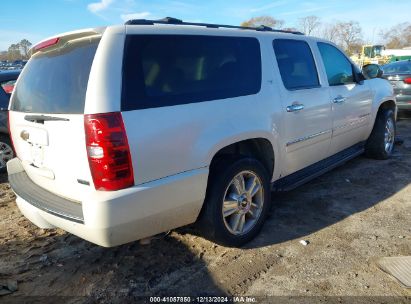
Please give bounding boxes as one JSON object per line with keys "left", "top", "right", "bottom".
{"left": 1, "top": 114, "right": 411, "bottom": 303}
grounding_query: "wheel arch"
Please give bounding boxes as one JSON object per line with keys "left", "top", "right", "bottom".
{"left": 206, "top": 134, "right": 278, "bottom": 182}
{"left": 377, "top": 99, "right": 396, "bottom": 117}
{"left": 367, "top": 96, "right": 397, "bottom": 140}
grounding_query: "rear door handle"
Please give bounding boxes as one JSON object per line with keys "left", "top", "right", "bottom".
{"left": 286, "top": 103, "right": 305, "bottom": 112}
{"left": 333, "top": 96, "right": 347, "bottom": 104}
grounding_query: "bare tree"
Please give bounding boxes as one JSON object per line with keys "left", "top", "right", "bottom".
{"left": 298, "top": 15, "right": 321, "bottom": 35}
{"left": 1, "top": 39, "right": 33, "bottom": 61}
{"left": 349, "top": 42, "right": 364, "bottom": 55}
{"left": 335, "top": 21, "right": 363, "bottom": 54}
{"left": 19, "top": 39, "right": 32, "bottom": 59}
{"left": 380, "top": 22, "right": 411, "bottom": 49}
{"left": 7, "top": 44, "right": 21, "bottom": 61}
{"left": 241, "top": 16, "right": 284, "bottom": 29}
{"left": 320, "top": 23, "right": 339, "bottom": 44}
{"left": 317, "top": 21, "right": 363, "bottom": 55}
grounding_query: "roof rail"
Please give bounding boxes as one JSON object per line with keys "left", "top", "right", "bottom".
{"left": 124, "top": 17, "right": 304, "bottom": 35}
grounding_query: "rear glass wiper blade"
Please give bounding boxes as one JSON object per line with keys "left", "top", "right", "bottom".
{"left": 24, "top": 115, "right": 70, "bottom": 124}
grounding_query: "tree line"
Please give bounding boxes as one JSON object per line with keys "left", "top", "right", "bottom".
{"left": 241, "top": 16, "right": 411, "bottom": 55}
{"left": 0, "top": 39, "right": 32, "bottom": 61}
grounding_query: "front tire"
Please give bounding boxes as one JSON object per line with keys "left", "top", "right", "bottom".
{"left": 199, "top": 157, "right": 271, "bottom": 247}
{"left": 365, "top": 108, "right": 396, "bottom": 160}
{"left": 0, "top": 134, "right": 14, "bottom": 173}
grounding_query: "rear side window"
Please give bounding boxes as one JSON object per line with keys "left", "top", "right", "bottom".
{"left": 122, "top": 35, "right": 261, "bottom": 110}
{"left": 317, "top": 42, "right": 354, "bottom": 86}
{"left": 273, "top": 39, "right": 320, "bottom": 90}
{"left": 11, "top": 40, "right": 99, "bottom": 114}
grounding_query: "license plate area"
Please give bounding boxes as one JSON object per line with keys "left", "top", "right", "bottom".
{"left": 21, "top": 127, "right": 49, "bottom": 167}
{"left": 30, "top": 144, "right": 44, "bottom": 167}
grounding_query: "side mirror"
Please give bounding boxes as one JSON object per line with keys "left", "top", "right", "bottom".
{"left": 362, "top": 64, "right": 383, "bottom": 79}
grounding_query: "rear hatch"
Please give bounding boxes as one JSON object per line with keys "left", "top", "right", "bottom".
{"left": 382, "top": 61, "right": 411, "bottom": 100}
{"left": 383, "top": 74, "right": 411, "bottom": 95}
{"left": 9, "top": 31, "right": 102, "bottom": 201}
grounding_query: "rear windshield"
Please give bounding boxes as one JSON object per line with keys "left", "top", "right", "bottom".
{"left": 122, "top": 35, "right": 261, "bottom": 111}
{"left": 382, "top": 61, "right": 411, "bottom": 74}
{"left": 10, "top": 39, "right": 99, "bottom": 114}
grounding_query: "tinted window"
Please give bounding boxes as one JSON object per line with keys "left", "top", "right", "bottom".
{"left": 122, "top": 35, "right": 261, "bottom": 110}
{"left": 382, "top": 61, "right": 411, "bottom": 74}
{"left": 11, "top": 40, "right": 99, "bottom": 113}
{"left": 273, "top": 39, "right": 320, "bottom": 90}
{"left": 318, "top": 42, "right": 354, "bottom": 86}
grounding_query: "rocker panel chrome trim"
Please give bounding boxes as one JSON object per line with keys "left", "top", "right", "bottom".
{"left": 286, "top": 130, "right": 332, "bottom": 147}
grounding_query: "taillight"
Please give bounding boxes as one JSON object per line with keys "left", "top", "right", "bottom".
{"left": 34, "top": 37, "right": 60, "bottom": 51}
{"left": 84, "top": 112, "right": 134, "bottom": 191}
{"left": 404, "top": 77, "right": 411, "bottom": 84}
{"left": 3, "top": 84, "right": 14, "bottom": 94}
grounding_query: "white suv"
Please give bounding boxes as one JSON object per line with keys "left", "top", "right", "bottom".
{"left": 7, "top": 18, "right": 396, "bottom": 247}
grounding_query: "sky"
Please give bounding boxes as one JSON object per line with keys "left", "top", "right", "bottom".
{"left": 1, "top": 0, "right": 410, "bottom": 51}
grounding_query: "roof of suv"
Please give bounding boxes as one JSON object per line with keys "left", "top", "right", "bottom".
{"left": 29, "top": 17, "right": 316, "bottom": 58}
{"left": 124, "top": 17, "right": 305, "bottom": 35}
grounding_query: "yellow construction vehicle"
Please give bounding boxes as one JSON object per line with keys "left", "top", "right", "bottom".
{"left": 351, "top": 45, "right": 390, "bottom": 67}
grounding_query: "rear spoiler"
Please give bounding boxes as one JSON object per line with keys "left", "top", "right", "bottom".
{"left": 29, "top": 27, "right": 107, "bottom": 56}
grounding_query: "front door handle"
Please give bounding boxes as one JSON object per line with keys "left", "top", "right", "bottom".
{"left": 333, "top": 96, "right": 347, "bottom": 104}
{"left": 286, "top": 103, "right": 305, "bottom": 112}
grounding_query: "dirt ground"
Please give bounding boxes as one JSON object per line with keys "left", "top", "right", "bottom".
{"left": 1, "top": 114, "right": 411, "bottom": 303}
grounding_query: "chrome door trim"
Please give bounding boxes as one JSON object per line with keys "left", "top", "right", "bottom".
{"left": 286, "top": 130, "right": 332, "bottom": 147}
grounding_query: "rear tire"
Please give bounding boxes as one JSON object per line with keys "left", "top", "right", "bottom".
{"left": 199, "top": 157, "right": 271, "bottom": 247}
{"left": 0, "top": 134, "right": 14, "bottom": 173}
{"left": 365, "top": 108, "right": 396, "bottom": 160}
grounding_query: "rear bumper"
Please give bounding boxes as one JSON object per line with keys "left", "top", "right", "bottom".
{"left": 9, "top": 170, "right": 84, "bottom": 223}
{"left": 395, "top": 95, "right": 411, "bottom": 110}
{"left": 8, "top": 158, "right": 208, "bottom": 247}
{"left": 397, "top": 103, "right": 411, "bottom": 110}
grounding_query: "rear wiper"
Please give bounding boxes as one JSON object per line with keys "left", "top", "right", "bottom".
{"left": 24, "top": 115, "right": 70, "bottom": 124}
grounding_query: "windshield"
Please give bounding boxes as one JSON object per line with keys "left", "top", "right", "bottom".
{"left": 364, "top": 45, "right": 384, "bottom": 58}
{"left": 10, "top": 39, "right": 99, "bottom": 114}
{"left": 382, "top": 61, "right": 411, "bottom": 74}
{"left": 374, "top": 45, "right": 384, "bottom": 57}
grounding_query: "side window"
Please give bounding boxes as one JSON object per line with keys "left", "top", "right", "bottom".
{"left": 273, "top": 39, "right": 320, "bottom": 90}
{"left": 317, "top": 42, "right": 354, "bottom": 86}
{"left": 122, "top": 35, "right": 262, "bottom": 110}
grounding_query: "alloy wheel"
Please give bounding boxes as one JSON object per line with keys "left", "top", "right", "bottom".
{"left": 222, "top": 170, "right": 264, "bottom": 236}
{"left": 384, "top": 117, "right": 395, "bottom": 154}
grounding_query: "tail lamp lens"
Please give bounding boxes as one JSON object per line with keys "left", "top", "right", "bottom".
{"left": 84, "top": 112, "right": 134, "bottom": 191}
